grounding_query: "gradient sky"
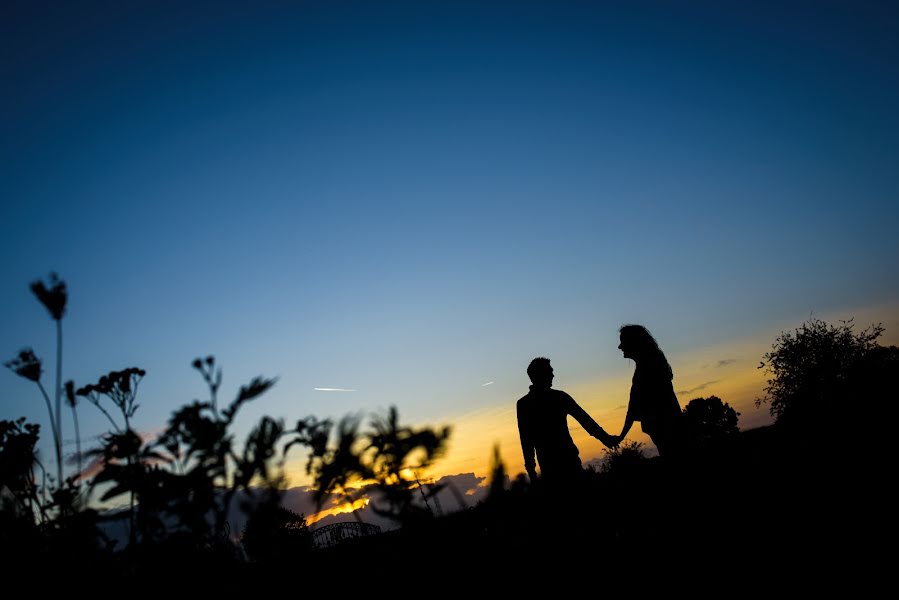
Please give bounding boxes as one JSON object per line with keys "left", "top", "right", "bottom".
{"left": 3, "top": 1, "right": 898, "bottom": 486}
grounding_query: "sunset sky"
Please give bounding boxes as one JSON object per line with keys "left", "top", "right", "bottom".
{"left": 3, "top": 1, "right": 898, "bottom": 494}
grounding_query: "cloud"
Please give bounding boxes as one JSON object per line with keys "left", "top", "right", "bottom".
{"left": 314, "top": 387, "right": 357, "bottom": 392}
{"left": 431, "top": 472, "right": 487, "bottom": 508}
{"left": 677, "top": 380, "right": 720, "bottom": 395}
{"left": 700, "top": 358, "right": 738, "bottom": 369}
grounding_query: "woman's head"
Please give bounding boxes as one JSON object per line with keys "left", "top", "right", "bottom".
{"left": 619, "top": 324, "right": 672, "bottom": 375}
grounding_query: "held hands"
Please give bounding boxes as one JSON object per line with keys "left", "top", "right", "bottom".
{"left": 598, "top": 431, "right": 621, "bottom": 449}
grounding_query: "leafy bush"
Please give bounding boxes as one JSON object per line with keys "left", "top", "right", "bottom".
{"left": 683, "top": 395, "right": 740, "bottom": 446}
{"left": 757, "top": 318, "right": 886, "bottom": 428}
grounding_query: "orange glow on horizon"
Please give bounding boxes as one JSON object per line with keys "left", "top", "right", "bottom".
{"left": 307, "top": 496, "right": 370, "bottom": 525}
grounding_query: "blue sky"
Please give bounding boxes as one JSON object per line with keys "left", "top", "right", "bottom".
{"left": 3, "top": 1, "right": 898, "bottom": 481}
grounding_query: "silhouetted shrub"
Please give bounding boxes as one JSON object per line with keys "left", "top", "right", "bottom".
{"left": 599, "top": 441, "right": 647, "bottom": 474}
{"left": 756, "top": 318, "right": 885, "bottom": 429}
{"left": 683, "top": 395, "right": 740, "bottom": 447}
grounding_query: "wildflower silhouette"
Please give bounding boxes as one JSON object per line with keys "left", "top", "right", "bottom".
{"left": 32, "top": 273, "right": 68, "bottom": 485}
{"left": 30, "top": 272, "right": 67, "bottom": 320}
{"left": 76, "top": 368, "right": 146, "bottom": 431}
{"left": 0, "top": 417, "right": 43, "bottom": 520}
{"left": 4, "top": 348, "right": 42, "bottom": 382}
{"left": 5, "top": 348, "right": 64, "bottom": 485}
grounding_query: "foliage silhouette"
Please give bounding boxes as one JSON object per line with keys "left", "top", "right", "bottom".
{"left": 241, "top": 503, "right": 311, "bottom": 563}
{"left": 5, "top": 347, "right": 64, "bottom": 487}
{"left": 292, "top": 406, "right": 452, "bottom": 526}
{"left": 5, "top": 274, "right": 82, "bottom": 521}
{"left": 0, "top": 418, "right": 42, "bottom": 521}
{"left": 598, "top": 440, "right": 647, "bottom": 474}
{"left": 756, "top": 318, "right": 885, "bottom": 429}
{"left": 683, "top": 395, "right": 740, "bottom": 447}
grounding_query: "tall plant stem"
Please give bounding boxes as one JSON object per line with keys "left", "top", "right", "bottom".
{"left": 36, "top": 380, "right": 62, "bottom": 485}
{"left": 71, "top": 404, "right": 82, "bottom": 478}
{"left": 55, "top": 320, "right": 63, "bottom": 479}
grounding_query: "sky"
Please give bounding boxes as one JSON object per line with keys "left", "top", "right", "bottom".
{"left": 3, "top": 1, "right": 898, "bottom": 494}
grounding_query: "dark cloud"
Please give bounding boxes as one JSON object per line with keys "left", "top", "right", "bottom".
{"left": 677, "top": 380, "right": 720, "bottom": 395}
{"left": 700, "top": 358, "right": 738, "bottom": 369}
{"left": 432, "top": 472, "right": 487, "bottom": 511}
{"left": 280, "top": 486, "right": 324, "bottom": 517}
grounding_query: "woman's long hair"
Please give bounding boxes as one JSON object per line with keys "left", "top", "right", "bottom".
{"left": 619, "top": 324, "right": 672, "bottom": 378}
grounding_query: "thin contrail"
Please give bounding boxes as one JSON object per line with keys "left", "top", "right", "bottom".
{"left": 481, "top": 381, "right": 494, "bottom": 387}
{"left": 314, "top": 387, "right": 358, "bottom": 392}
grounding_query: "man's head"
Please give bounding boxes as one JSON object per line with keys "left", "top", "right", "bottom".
{"left": 527, "top": 357, "right": 554, "bottom": 388}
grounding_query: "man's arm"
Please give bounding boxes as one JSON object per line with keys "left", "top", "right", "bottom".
{"left": 565, "top": 393, "right": 617, "bottom": 447}
{"left": 517, "top": 400, "right": 538, "bottom": 480}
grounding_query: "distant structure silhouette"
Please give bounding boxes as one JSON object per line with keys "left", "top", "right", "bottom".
{"left": 516, "top": 357, "right": 615, "bottom": 487}
{"left": 615, "top": 325, "right": 685, "bottom": 456}
{"left": 312, "top": 521, "right": 382, "bottom": 548}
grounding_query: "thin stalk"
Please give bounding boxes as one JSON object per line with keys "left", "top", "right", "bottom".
{"left": 210, "top": 378, "right": 219, "bottom": 420}
{"left": 70, "top": 404, "right": 83, "bottom": 478}
{"left": 414, "top": 471, "right": 434, "bottom": 516}
{"left": 92, "top": 400, "right": 120, "bottom": 432}
{"left": 36, "top": 380, "right": 62, "bottom": 485}
{"left": 128, "top": 453, "right": 136, "bottom": 548}
{"left": 55, "top": 320, "right": 63, "bottom": 479}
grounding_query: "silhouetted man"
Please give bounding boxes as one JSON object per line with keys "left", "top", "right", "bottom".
{"left": 517, "top": 357, "right": 615, "bottom": 487}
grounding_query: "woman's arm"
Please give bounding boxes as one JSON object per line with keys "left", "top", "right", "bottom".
{"left": 618, "top": 411, "right": 634, "bottom": 440}
{"left": 618, "top": 383, "right": 638, "bottom": 439}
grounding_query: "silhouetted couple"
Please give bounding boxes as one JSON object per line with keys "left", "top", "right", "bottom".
{"left": 517, "top": 325, "right": 685, "bottom": 486}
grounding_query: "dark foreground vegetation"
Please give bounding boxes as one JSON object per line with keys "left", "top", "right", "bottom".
{"left": 3, "top": 275, "right": 895, "bottom": 586}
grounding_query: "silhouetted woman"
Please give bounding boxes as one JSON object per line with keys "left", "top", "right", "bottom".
{"left": 615, "top": 325, "right": 685, "bottom": 456}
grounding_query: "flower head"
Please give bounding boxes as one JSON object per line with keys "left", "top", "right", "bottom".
{"left": 65, "top": 380, "right": 77, "bottom": 407}
{"left": 4, "top": 348, "right": 42, "bottom": 382}
{"left": 30, "top": 272, "right": 67, "bottom": 321}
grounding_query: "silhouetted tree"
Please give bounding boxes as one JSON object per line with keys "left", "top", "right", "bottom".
{"left": 756, "top": 318, "right": 885, "bottom": 429}
{"left": 683, "top": 396, "right": 740, "bottom": 447}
